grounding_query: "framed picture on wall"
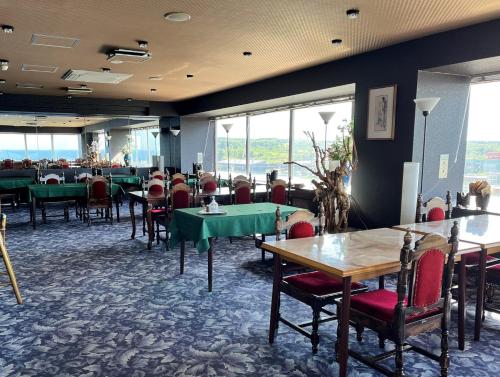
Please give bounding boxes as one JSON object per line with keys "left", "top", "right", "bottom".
{"left": 367, "top": 84, "right": 397, "bottom": 140}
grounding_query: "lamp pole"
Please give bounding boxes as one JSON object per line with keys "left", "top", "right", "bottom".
{"left": 170, "top": 129, "right": 180, "bottom": 173}
{"left": 222, "top": 124, "right": 233, "bottom": 179}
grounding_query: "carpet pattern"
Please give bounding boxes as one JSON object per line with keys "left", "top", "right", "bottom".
{"left": 0, "top": 204, "right": 499, "bottom": 376}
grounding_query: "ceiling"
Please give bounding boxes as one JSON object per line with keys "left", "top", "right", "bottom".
{"left": 0, "top": 114, "right": 111, "bottom": 127}
{"left": 1, "top": 1, "right": 500, "bottom": 101}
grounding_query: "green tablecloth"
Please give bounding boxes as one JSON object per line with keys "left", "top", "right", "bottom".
{"left": 0, "top": 177, "right": 35, "bottom": 190}
{"left": 186, "top": 178, "right": 229, "bottom": 188}
{"left": 111, "top": 175, "right": 141, "bottom": 185}
{"left": 169, "top": 202, "right": 300, "bottom": 252}
{"left": 28, "top": 183, "right": 123, "bottom": 200}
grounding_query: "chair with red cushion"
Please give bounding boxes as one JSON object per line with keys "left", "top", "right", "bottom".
{"left": 269, "top": 206, "right": 366, "bottom": 354}
{"left": 336, "top": 224, "right": 459, "bottom": 377}
{"left": 84, "top": 175, "right": 113, "bottom": 226}
{"left": 3, "top": 159, "right": 13, "bottom": 169}
{"left": 171, "top": 173, "right": 186, "bottom": 186}
{"left": 39, "top": 173, "right": 74, "bottom": 223}
{"left": 233, "top": 181, "right": 253, "bottom": 204}
{"left": 144, "top": 179, "right": 168, "bottom": 246}
{"left": 149, "top": 170, "right": 165, "bottom": 181}
{"left": 269, "top": 179, "right": 288, "bottom": 205}
{"left": 416, "top": 192, "right": 452, "bottom": 223}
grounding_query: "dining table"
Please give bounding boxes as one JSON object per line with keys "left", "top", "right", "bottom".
{"left": 261, "top": 227, "right": 478, "bottom": 377}
{"left": 110, "top": 174, "right": 141, "bottom": 186}
{"left": 169, "top": 202, "right": 301, "bottom": 292}
{"left": 128, "top": 190, "right": 167, "bottom": 249}
{"left": 393, "top": 214, "right": 500, "bottom": 349}
{"left": 0, "top": 177, "right": 35, "bottom": 190}
{"left": 29, "top": 183, "right": 124, "bottom": 228}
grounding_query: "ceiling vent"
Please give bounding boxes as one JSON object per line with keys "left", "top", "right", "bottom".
{"left": 107, "top": 48, "right": 151, "bottom": 64}
{"left": 22, "top": 64, "right": 58, "bottom": 73}
{"left": 16, "top": 83, "right": 43, "bottom": 89}
{"left": 31, "top": 34, "right": 79, "bottom": 48}
{"left": 62, "top": 69, "right": 132, "bottom": 84}
{"left": 66, "top": 86, "right": 93, "bottom": 94}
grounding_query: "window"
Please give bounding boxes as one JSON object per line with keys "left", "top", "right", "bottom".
{"left": 0, "top": 133, "right": 26, "bottom": 160}
{"left": 293, "top": 101, "right": 353, "bottom": 184}
{"left": 464, "top": 82, "right": 500, "bottom": 208}
{"left": 249, "top": 111, "right": 290, "bottom": 182}
{"left": 53, "top": 134, "right": 81, "bottom": 160}
{"left": 26, "top": 134, "right": 52, "bottom": 160}
{"left": 129, "top": 128, "right": 160, "bottom": 167}
{"left": 216, "top": 117, "right": 246, "bottom": 178}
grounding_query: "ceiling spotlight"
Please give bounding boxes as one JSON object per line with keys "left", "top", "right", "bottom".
{"left": 0, "top": 60, "right": 9, "bottom": 71}
{"left": 149, "top": 76, "right": 163, "bottom": 80}
{"left": 127, "top": 98, "right": 133, "bottom": 101}
{"left": 186, "top": 74, "right": 194, "bottom": 79}
{"left": 0, "top": 92, "right": 3, "bottom": 95}
{"left": 138, "top": 41, "right": 148, "bottom": 49}
{"left": 102, "top": 67, "right": 111, "bottom": 73}
{"left": 243, "top": 51, "right": 252, "bottom": 58}
{"left": 346, "top": 9, "right": 360, "bottom": 19}
{"left": 2, "top": 25, "right": 14, "bottom": 34}
{"left": 67, "top": 95, "right": 72, "bottom": 99}
{"left": 164, "top": 12, "right": 191, "bottom": 22}
{"left": 80, "top": 84, "right": 88, "bottom": 89}
{"left": 150, "top": 88, "right": 157, "bottom": 92}
{"left": 331, "top": 39, "right": 343, "bottom": 46}
{"left": 0, "top": 79, "right": 5, "bottom": 84}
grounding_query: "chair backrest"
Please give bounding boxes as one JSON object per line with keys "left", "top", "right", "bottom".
{"left": 172, "top": 173, "right": 186, "bottom": 186}
{"left": 75, "top": 172, "right": 92, "bottom": 183}
{"left": 201, "top": 177, "right": 218, "bottom": 193}
{"left": 199, "top": 172, "right": 214, "bottom": 182}
{"left": 416, "top": 191, "right": 452, "bottom": 223}
{"left": 172, "top": 183, "right": 191, "bottom": 209}
{"left": 395, "top": 223, "right": 458, "bottom": 324}
{"left": 150, "top": 170, "right": 165, "bottom": 180}
{"left": 234, "top": 181, "right": 252, "bottom": 204}
{"left": 22, "top": 159, "right": 32, "bottom": 168}
{"left": 148, "top": 178, "right": 164, "bottom": 195}
{"left": 232, "top": 175, "right": 249, "bottom": 185}
{"left": 88, "top": 176, "right": 110, "bottom": 200}
{"left": 40, "top": 173, "right": 63, "bottom": 184}
{"left": 270, "top": 179, "right": 287, "bottom": 205}
{"left": 285, "top": 210, "right": 316, "bottom": 239}
{"left": 3, "top": 159, "right": 13, "bottom": 169}
{"left": 58, "top": 159, "right": 70, "bottom": 169}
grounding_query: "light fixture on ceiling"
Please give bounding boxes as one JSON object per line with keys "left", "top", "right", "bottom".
{"left": 346, "top": 9, "right": 360, "bottom": 19}
{"left": 102, "top": 67, "right": 111, "bottom": 73}
{"left": 2, "top": 25, "right": 14, "bottom": 34}
{"left": 0, "top": 79, "right": 5, "bottom": 84}
{"left": 67, "top": 95, "right": 72, "bottom": 99}
{"left": 150, "top": 88, "right": 157, "bottom": 92}
{"left": 127, "top": 98, "right": 133, "bottom": 102}
{"left": 331, "top": 39, "right": 343, "bottom": 46}
{"left": 0, "top": 92, "right": 3, "bottom": 95}
{"left": 243, "top": 51, "right": 252, "bottom": 58}
{"left": 138, "top": 41, "right": 148, "bottom": 49}
{"left": 149, "top": 76, "right": 163, "bottom": 80}
{"left": 0, "top": 60, "right": 9, "bottom": 71}
{"left": 186, "top": 74, "right": 194, "bottom": 79}
{"left": 164, "top": 12, "right": 191, "bottom": 22}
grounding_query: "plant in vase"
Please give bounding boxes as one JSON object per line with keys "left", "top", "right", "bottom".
{"left": 121, "top": 145, "right": 131, "bottom": 167}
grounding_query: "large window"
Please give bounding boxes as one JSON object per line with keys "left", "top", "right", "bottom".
{"left": 249, "top": 111, "right": 290, "bottom": 181}
{"left": 216, "top": 117, "right": 246, "bottom": 178}
{"left": 213, "top": 100, "right": 354, "bottom": 185}
{"left": 464, "top": 82, "right": 500, "bottom": 208}
{"left": 130, "top": 128, "right": 160, "bottom": 167}
{"left": 0, "top": 132, "right": 81, "bottom": 161}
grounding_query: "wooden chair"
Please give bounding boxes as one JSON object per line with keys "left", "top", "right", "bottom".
{"left": 269, "top": 206, "right": 366, "bottom": 353}
{"left": 233, "top": 180, "right": 254, "bottom": 204}
{"left": 0, "top": 214, "right": 22, "bottom": 304}
{"left": 485, "top": 265, "right": 500, "bottom": 315}
{"left": 336, "top": 224, "right": 459, "bottom": 377}
{"left": 415, "top": 192, "right": 452, "bottom": 223}
{"left": 146, "top": 178, "right": 168, "bottom": 245}
{"left": 2, "top": 159, "right": 13, "bottom": 169}
{"left": 200, "top": 175, "right": 218, "bottom": 194}
{"left": 39, "top": 173, "right": 72, "bottom": 223}
{"left": 268, "top": 178, "right": 288, "bottom": 205}
{"left": 149, "top": 170, "right": 165, "bottom": 180}
{"left": 172, "top": 173, "right": 186, "bottom": 186}
{"left": 74, "top": 172, "right": 92, "bottom": 183}
{"left": 84, "top": 175, "right": 113, "bottom": 226}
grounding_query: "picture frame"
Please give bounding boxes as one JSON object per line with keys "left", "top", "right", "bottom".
{"left": 367, "top": 85, "right": 397, "bottom": 140}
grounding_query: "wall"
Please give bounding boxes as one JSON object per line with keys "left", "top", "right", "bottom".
{"left": 158, "top": 117, "right": 181, "bottom": 170}
{"left": 412, "top": 71, "right": 471, "bottom": 200}
{"left": 179, "top": 116, "right": 214, "bottom": 173}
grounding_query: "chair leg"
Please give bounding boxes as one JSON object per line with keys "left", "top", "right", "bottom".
{"left": 355, "top": 324, "right": 364, "bottom": 342}
{"left": 378, "top": 335, "right": 385, "bottom": 348}
{"left": 110, "top": 206, "right": 113, "bottom": 225}
{"left": 394, "top": 341, "right": 405, "bottom": 377}
{"left": 440, "top": 319, "right": 450, "bottom": 376}
{"left": 311, "top": 308, "right": 320, "bottom": 354}
{"left": 261, "top": 234, "right": 266, "bottom": 261}
{"left": 269, "top": 256, "right": 282, "bottom": 344}
{"left": 156, "top": 220, "right": 160, "bottom": 245}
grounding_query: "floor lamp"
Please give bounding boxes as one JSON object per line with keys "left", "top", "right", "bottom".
{"left": 318, "top": 111, "right": 335, "bottom": 150}
{"left": 151, "top": 130, "right": 159, "bottom": 167}
{"left": 222, "top": 123, "right": 233, "bottom": 179}
{"left": 170, "top": 129, "right": 180, "bottom": 173}
{"left": 413, "top": 97, "right": 440, "bottom": 194}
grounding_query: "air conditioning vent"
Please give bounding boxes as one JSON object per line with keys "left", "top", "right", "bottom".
{"left": 66, "top": 86, "right": 93, "bottom": 94}
{"left": 107, "top": 48, "right": 152, "bottom": 64}
{"left": 22, "top": 64, "right": 58, "bottom": 73}
{"left": 62, "top": 69, "right": 132, "bottom": 84}
{"left": 16, "top": 83, "right": 44, "bottom": 89}
{"left": 31, "top": 34, "right": 79, "bottom": 48}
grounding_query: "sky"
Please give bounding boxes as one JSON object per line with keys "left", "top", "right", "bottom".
{"left": 468, "top": 81, "right": 500, "bottom": 141}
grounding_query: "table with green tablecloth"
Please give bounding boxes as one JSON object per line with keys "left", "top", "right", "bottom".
{"left": 0, "top": 177, "right": 35, "bottom": 190}
{"left": 110, "top": 174, "right": 141, "bottom": 186}
{"left": 29, "top": 183, "right": 124, "bottom": 228}
{"left": 169, "top": 202, "right": 301, "bottom": 291}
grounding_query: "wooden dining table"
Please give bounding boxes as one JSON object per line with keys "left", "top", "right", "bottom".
{"left": 262, "top": 227, "right": 478, "bottom": 377}
{"left": 393, "top": 214, "right": 500, "bottom": 349}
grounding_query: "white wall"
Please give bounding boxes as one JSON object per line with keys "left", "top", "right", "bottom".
{"left": 180, "top": 116, "right": 214, "bottom": 173}
{"left": 109, "top": 129, "right": 129, "bottom": 164}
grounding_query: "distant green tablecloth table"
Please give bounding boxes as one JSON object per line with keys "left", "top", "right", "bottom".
{"left": 110, "top": 174, "right": 141, "bottom": 186}
{"left": 28, "top": 183, "right": 124, "bottom": 228}
{"left": 0, "top": 177, "right": 35, "bottom": 190}
{"left": 169, "top": 202, "right": 301, "bottom": 291}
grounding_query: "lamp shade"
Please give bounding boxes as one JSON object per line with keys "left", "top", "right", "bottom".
{"left": 414, "top": 97, "right": 440, "bottom": 114}
{"left": 318, "top": 111, "right": 335, "bottom": 124}
{"left": 170, "top": 129, "right": 180, "bottom": 137}
{"left": 222, "top": 123, "right": 233, "bottom": 133}
{"left": 151, "top": 131, "right": 159, "bottom": 138}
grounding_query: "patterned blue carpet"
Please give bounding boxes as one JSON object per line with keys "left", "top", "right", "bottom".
{"left": 0, "top": 203, "right": 499, "bottom": 376}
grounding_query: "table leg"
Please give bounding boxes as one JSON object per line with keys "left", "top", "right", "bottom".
{"left": 130, "top": 197, "right": 136, "bottom": 239}
{"left": 337, "top": 276, "right": 352, "bottom": 377}
{"left": 32, "top": 197, "right": 36, "bottom": 229}
{"left": 146, "top": 205, "right": 153, "bottom": 250}
{"left": 142, "top": 201, "right": 147, "bottom": 236}
{"left": 474, "top": 248, "right": 487, "bottom": 341}
{"left": 208, "top": 237, "right": 214, "bottom": 292}
{"left": 378, "top": 275, "right": 385, "bottom": 289}
{"left": 458, "top": 258, "right": 466, "bottom": 350}
{"left": 269, "top": 254, "right": 281, "bottom": 344}
{"left": 115, "top": 197, "right": 120, "bottom": 222}
{"left": 180, "top": 240, "right": 185, "bottom": 274}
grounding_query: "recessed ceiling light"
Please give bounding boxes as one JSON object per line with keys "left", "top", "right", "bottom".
{"left": 67, "top": 95, "right": 72, "bottom": 99}
{"left": 0, "top": 60, "right": 9, "bottom": 71}
{"left": 0, "top": 92, "right": 3, "bottom": 95}
{"left": 186, "top": 74, "right": 194, "bottom": 79}
{"left": 127, "top": 98, "right": 133, "bottom": 101}
{"left": 346, "top": 9, "right": 360, "bottom": 19}
{"left": 150, "top": 88, "right": 157, "bottom": 92}
{"left": 0, "top": 79, "right": 5, "bottom": 84}
{"left": 331, "top": 39, "right": 343, "bottom": 46}
{"left": 110, "top": 59, "right": 123, "bottom": 64}
{"left": 243, "top": 51, "right": 252, "bottom": 58}
{"left": 2, "top": 25, "right": 14, "bottom": 34}
{"left": 102, "top": 67, "right": 111, "bottom": 73}
{"left": 138, "top": 41, "right": 148, "bottom": 49}
{"left": 164, "top": 12, "right": 191, "bottom": 22}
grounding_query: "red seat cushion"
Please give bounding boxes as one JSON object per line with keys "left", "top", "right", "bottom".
{"left": 285, "top": 271, "right": 364, "bottom": 296}
{"left": 289, "top": 221, "right": 315, "bottom": 239}
{"left": 413, "top": 249, "right": 444, "bottom": 308}
{"left": 47, "top": 178, "right": 60, "bottom": 184}
{"left": 149, "top": 184, "right": 164, "bottom": 194}
{"left": 271, "top": 185, "right": 286, "bottom": 205}
{"left": 427, "top": 207, "right": 445, "bottom": 221}
{"left": 173, "top": 190, "right": 189, "bottom": 209}
{"left": 351, "top": 289, "right": 440, "bottom": 322}
{"left": 92, "top": 181, "right": 108, "bottom": 199}
{"left": 462, "top": 252, "right": 497, "bottom": 266}
{"left": 153, "top": 174, "right": 164, "bottom": 180}
{"left": 203, "top": 181, "right": 217, "bottom": 192}
{"left": 172, "top": 178, "right": 185, "bottom": 186}
{"left": 235, "top": 186, "right": 251, "bottom": 204}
